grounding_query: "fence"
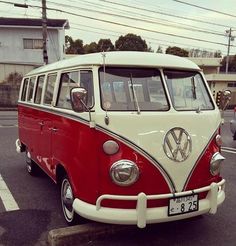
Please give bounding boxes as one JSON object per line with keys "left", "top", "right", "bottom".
{"left": 0, "top": 84, "right": 20, "bottom": 107}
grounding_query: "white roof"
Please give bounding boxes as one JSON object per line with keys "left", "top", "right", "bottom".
{"left": 26, "top": 51, "right": 200, "bottom": 76}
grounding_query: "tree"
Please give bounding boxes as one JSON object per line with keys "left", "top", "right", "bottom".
{"left": 84, "top": 42, "right": 98, "bottom": 53}
{"left": 214, "top": 50, "right": 222, "bottom": 58}
{"left": 65, "top": 35, "right": 84, "bottom": 54}
{"left": 97, "top": 39, "right": 114, "bottom": 52}
{"left": 115, "top": 33, "right": 148, "bottom": 51}
{"left": 165, "top": 46, "right": 189, "bottom": 57}
{"left": 156, "top": 45, "right": 163, "bottom": 53}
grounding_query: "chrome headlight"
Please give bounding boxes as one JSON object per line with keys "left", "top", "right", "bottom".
{"left": 210, "top": 152, "right": 225, "bottom": 176}
{"left": 110, "top": 160, "right": 139, "bottom": 186}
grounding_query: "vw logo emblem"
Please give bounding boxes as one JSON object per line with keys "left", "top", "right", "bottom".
{"left": 163, "top": 127, "right": 192, "bottom": 162}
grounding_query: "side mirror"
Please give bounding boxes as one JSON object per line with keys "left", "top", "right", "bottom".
{"left": 70, "top": 87, "right": 88, "bottom": 112}
{"left": 219, "top": 89, "right": 231, "bottom": 111}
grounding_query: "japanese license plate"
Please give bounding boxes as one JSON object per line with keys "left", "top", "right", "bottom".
{"left": 168, "top": 194, "right": 199, "bottom": 216}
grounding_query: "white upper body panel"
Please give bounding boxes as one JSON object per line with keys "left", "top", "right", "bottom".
{"left": 26, "top": 51, "right": 200, "bottom": 76}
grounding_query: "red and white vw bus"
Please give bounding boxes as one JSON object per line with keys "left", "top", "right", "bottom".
{"left": 16, "top": 51, "right": 227, "bottom": 228}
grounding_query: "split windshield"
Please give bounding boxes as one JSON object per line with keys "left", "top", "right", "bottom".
{"left": 99, "top": 67, "right": 214, "bottom": 111}
{"left": 164, "top": 70, "right": 214, "bottom": 111}
{"left": 99, "top": 67, "right": 169, "bottom": 111}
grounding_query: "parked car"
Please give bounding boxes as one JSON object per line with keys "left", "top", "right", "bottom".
{"left": 230, "top": 107, "right": 236, "bottom": 140}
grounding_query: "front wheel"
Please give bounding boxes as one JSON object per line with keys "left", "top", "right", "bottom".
{"left": 61, "top": 176, "right": 79, "bottom": 225}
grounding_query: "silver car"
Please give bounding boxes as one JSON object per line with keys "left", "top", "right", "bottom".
{"left": 230, "top": 107, "right": 236, "bottom": 140}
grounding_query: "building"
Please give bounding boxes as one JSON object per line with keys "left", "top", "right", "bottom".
{"left": 188, "top": 57, "right": 236, "bottom": 107}
{"left": 0, "top": 17, "right": 69, "bottom": 83}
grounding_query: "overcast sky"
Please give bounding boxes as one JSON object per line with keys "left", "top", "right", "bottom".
{"left": 1, "top": 0, "right": 236, "bottom": 56}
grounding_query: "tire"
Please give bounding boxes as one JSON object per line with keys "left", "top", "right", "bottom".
{"left": 61, "top": 176, "right": 79, "bottom": 225}
{"left": 25, "top": 149, "right": 39, "bottom": 176}
{"left": 233, "top": 132, "right": 236, "bottom": 140}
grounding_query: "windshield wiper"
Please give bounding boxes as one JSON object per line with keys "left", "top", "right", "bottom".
{"left": 130, "top": 73, "right": 141, "bottom": 114}
{"left": 191, "top": 76, "right": 197, "bottom": 100}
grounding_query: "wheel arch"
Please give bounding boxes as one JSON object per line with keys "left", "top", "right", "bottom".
{"left": 56, "top": 164, "right": 67, "bottom": 185}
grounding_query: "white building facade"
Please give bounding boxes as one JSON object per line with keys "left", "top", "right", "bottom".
{"left": 0, "top": 18, "right": 69, "bottom": 82}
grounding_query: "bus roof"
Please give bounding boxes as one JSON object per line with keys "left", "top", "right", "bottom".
{"left": 26, "top": 51, "right": 200, "bottom": 76}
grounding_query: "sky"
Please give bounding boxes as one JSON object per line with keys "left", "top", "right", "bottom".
{"left": 1, "top": 0, "right": 236, "bottom": 56}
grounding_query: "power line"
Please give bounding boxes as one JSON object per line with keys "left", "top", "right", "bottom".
{"left": 99, "top": 0, "right": 232, "bottom": 29}
{"left": 173, "top": 0, "right": 236, "bottom": 18}
{"left": 71, "top": 22, "right": 225, "bottom": 52}
{"left": 39, "top": 0, "right": 225, "bottom": 37}
{"left": 1, "top": 0, "right": 235, "bottom": 48}
{"left": 46, "top": 0, "right": 224, "bottom": 36}
{"left": 44, "top": 6, "right": 234, "bottom": 47}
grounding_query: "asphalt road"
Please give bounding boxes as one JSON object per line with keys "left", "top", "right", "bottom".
{"left": 0, "top": 110, "right": 235, "bottom": 246}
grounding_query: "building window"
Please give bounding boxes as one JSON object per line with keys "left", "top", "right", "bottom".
{"left": 227, "top": 82, "right": 236, "bottom": 87}
{"left": 23, "top": 39, "right": 43, "bottom": 49}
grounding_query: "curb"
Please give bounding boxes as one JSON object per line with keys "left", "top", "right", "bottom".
{"left": 48, "top": 223, "right": 135, "bottom": 246}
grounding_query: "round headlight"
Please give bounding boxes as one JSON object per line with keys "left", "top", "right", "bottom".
{"left": 103, "top": 140, "right": 119, "bottom": 155}
{"left": 210, "top": 152, "right": 225, "bottom": 176}
{"left": 110, "top": 160, "right": 139, "bottom": 186}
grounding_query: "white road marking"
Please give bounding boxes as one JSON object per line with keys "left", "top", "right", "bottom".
{"left": 0, "top": 125, "right": 18, "bottom": 128}
{"left": 222, "top": 147, "right": 236, "bottom": 151}
{"left": 222, "top": 149, "right": 236, "bottom": 154}
{"left": 221, "top": 147, "right": 236, "bottom": 154}
{"left": 0, "top": 174, "right": 19, "bottom": 211}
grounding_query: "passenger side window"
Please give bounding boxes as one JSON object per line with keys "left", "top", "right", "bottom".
{"left": 27, "top": 77, "right": 36, "bottom": 102}
{"left": 57, "top": 70, "right": 94, "bottom": 109}
{"left": 21, "top": 78, "right": 29, "bottom": 101}
{"left": 35, "top": 75, "right": 45, "bottom": 104}
{"left": 44, "top": 73, "right": 57, "bottom": 105}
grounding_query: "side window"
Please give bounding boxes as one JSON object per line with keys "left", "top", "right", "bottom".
{"left": 27, "top": 77, "right": 36, "bottom": 102}
{"left": 43, "top": 73, "right": 57, "bottom": 105}
{"left": 57, "top": 71, "right": 79, "bottom": 109}
{"left": 57, "top": 70, "right": 94, "bottom": 109}
{"left": 35, "top": 75, "right": 45, "bottom": 104}
{"left": 80, "top": 71, "right": 94, "bottom": 108}
{"left": 21, "top": 78, "right": 29, "bottom": 101}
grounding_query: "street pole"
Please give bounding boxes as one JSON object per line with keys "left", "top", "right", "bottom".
{"left": 226, "top": 28, "right": 232, "bottom": 74}
{"left": 42, "top": 0, "right": 48, "bottom": 64}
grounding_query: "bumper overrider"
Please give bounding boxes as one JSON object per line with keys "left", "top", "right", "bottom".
{"left": 73, "top": 179, "right": 225, "bottom": 228}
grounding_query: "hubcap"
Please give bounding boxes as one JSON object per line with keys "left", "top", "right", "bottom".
{"left": 61, "top": 179, "right": 74, "bottom": 221}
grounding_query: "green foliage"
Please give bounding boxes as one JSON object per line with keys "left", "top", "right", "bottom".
{"left": 166, "top": 46, "right": 189, "bottom": 57}
{"left": 65, "top": 35, "right": 84, "bottom": 54}
{"left": 84, "top": 42, "right": 98, "bottom": 53}
{"left": 156, "top": 46, "right": 163, "bottom": 53}
{"left": 97, "top": 39, "right": 114, "bottom": 52}
{"left": 115, "top": 33, "right": 148, "bottom": 51}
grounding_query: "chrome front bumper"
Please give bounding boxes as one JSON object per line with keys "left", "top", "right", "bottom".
{"left": 73, "top": 179, "right": 225, "bottom": 228}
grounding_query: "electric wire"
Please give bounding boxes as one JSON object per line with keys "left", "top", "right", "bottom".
{"left": 173, "top": 0, "right": 236, "bottom": 18}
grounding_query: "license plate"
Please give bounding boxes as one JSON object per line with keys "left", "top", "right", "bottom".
{"left": 168, "top": 194, "right": 199, "bottom": 216}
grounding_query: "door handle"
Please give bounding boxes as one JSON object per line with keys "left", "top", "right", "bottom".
{"left": 39, "top": 121, "right": 44, "bottom": 130}
{"left": 50, "top": 127, "right": 58, "bottom": 132}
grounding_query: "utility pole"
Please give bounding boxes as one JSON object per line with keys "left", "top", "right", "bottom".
{"left": 42, "top": 0, "right": 48, "bottom": 64}
{"left": 225, "top": 28, "right": 235, "bottom": 74}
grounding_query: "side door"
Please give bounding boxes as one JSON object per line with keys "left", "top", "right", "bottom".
{"left": 52, "top": 69, "right": 95, "bottom": 185}
{"left": 37, "top": 73, "right": 57, "bottom": 175}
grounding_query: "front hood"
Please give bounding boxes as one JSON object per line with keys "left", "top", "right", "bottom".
{"left": 95, "top": 110, "right": 221, "bottom": 192}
